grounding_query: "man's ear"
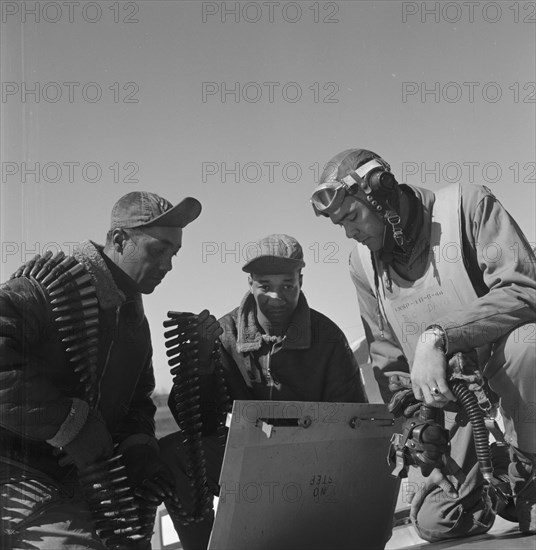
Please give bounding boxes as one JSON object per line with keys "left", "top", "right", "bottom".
{"left": 112, "top": 228, "right": 127, "bottom": 253}
{"left": 298, "top": 273, "right": 303, "bottom": 289}
{"left": 248, "top": 275, "right": 253, "bottom": 290}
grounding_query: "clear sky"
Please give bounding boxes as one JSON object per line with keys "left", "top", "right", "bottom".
{"left": 1, "top": 0, "right": 535, "bottom": 392}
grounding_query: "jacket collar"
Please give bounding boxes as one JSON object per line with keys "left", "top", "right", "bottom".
{"left": 236, "top": 291, "right": 311, "bottom": 353}
{"left": 73, "top": 240, "right": 143, "bottom": 312}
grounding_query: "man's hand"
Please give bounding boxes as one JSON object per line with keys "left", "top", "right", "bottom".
{"left": 195, "top": 309, "right": 223, "bottom": 367}
{"left": 388, "top": 387, "right": 422, "bottom": 418}
{"left": 62, "top": 410, "right": 114, "bottom": 469}
{"left": 411, "top": 330, "right": 456, "bottom": 407}
{"left": 122, "top": 444, "right": 179, "bottom": 506}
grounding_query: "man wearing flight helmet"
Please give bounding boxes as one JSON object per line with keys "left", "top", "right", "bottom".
{"left": 311, "top": 148, "right": 536, "bottom": 541}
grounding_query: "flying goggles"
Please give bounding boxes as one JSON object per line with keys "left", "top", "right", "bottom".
{"left": 311, "top": 159, "right": 397, "bottom": 217}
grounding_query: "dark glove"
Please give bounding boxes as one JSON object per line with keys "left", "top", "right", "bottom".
{"left": 166, "top": 310, "right": 223, "bottom": 374}
{"left": 388, "top": 388, "right": 422, "bottom": 418}
{"left": 388, "top": 372, "right": 412, "bottom": 393}
{"left": 387, "top": 372, "right": 423, "bottom": 420}
{"left": 121, "top": 443, "right": 179, "bottom": 505}
{"left": 194, "top": 310, "right": 223, "bottom": 373}
{"left": 62, "top": 410, "right": 114, "bottom": 469}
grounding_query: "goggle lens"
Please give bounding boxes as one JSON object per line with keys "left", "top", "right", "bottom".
{"left": 311, "top": 183, "right": 346, "bottom": 216}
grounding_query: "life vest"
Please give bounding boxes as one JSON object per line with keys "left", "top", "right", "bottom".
{"left": 356, "top": 184, "right": 480, "bottom": 363}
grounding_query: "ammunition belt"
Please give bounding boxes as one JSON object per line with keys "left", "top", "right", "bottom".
{"left": 164, "top": 311, "right": 231, "bottom": 524}
{"left": 78, "top": 454, "right": 155, "bottom": 549}
{"left": 12, "top": 250, "right": 100, "bottom": 407}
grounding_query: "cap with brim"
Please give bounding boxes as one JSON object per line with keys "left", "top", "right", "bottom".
{"left": 110, "top": 191, "right": 202, "bottom": 230}
{"left": 242, "top": 234, "right": 305, "bottom": 274}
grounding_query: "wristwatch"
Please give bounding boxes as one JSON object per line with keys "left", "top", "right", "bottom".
{"left": 426, "top": 324, "right": 447, "bottom": 353}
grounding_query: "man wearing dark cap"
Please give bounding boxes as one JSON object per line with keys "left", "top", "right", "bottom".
{"left": 160, "top": 233, "right": 365, "bottom": 550}
{"left": 0, "top": 191, "right": 202, "bottom": 549}
{"left": 311, "top": 148, "right": 536, "bottom": 541}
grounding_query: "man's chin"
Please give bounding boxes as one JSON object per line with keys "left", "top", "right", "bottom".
{"left": 139, "top": 281, "right": 160, "bottom": 294}
{"left": 266, "top": 312, "right": 292, "bottom": 324}
{"left": 141, "top": 288, "right": 156, "bottom": 295}
{"left": 364, "top": 240, "right": 382, "bottom": 252}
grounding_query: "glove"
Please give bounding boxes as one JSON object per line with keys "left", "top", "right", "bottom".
{"left": 388, "top": 374, "right": 421, "bottom": 418}
{"left": 195, "top": 309, "right": 223, "bottom": 372}
{"left": 388, "top": 388, "right": 422, "bottom": 418}
{"left": 62, "top": 410, "right": 114, "bottom": 469}
{"left": 121, "top": 443, "right": 179, "bottom": 505}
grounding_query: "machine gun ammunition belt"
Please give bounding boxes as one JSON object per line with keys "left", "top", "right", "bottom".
{"left": 164, "top": 311, "right": 231, "bottom": 524}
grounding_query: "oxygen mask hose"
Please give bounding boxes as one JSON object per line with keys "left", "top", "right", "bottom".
{"left": 449, "top": 379, "right": 511, "bottom": 510}
{"left": 449, "top": 380, "right": 493, "bottom": 481}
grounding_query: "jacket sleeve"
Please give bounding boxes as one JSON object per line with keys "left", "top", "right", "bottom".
{"left": 320, "top": 323, "right": 367, "bottom": 404}
{"left": 436, "top": 186, "right": 536, "bottom": 353}
{"left": 0, "top": 277, "right": 78, "bottom": 442}
{"left": 349, "top": 249, "right": 410, "bottom": 402}
{"left": 115, "top": 338, "right": 157, "bottom": 444}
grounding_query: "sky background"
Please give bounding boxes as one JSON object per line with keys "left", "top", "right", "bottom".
{"left": 1, "top": 0, "right": 535, "bottom": 392}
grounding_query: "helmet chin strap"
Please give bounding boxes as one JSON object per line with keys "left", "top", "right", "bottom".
{"left": 377, "top": 200, "right": 413, "bottom": 267}
{"left": 379, "top": 224, "right": 396, "bottom": 263}
{"left": 385, "top": 209, "right": 407, "bottom": 249}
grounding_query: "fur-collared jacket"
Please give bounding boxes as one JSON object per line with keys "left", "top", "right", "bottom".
{"left": 216, "top": 292, "right": 366, "bottom": 403}
{"left": 0, "top": 241, "right": 156, "bottom": 481}
{"left": 172, "top": 292, "right": 366, "bottom": 432}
